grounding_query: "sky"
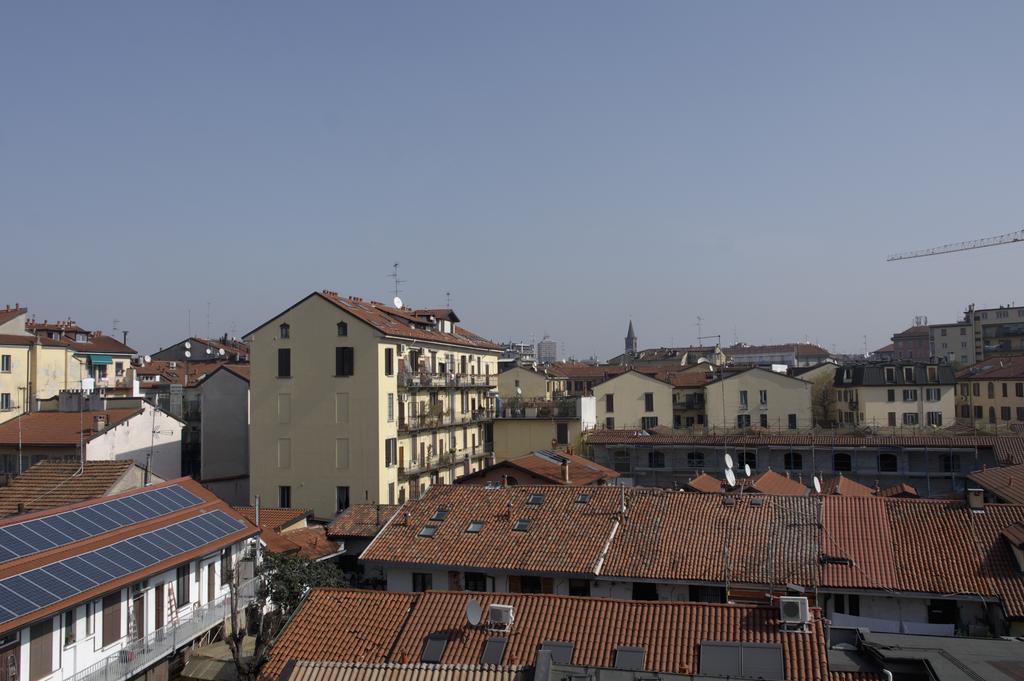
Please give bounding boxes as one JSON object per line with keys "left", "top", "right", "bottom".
{"left": 2, "top": 2, "right": 1023, "bottom": 360}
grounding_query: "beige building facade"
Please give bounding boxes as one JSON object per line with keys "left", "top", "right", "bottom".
{"left": 833, "top": 363, "right": 956, "bottom": 429}
{"left": 247, "top": 292, "right": 501, "bottom": 518}
{"left": 594, "top": 371, "right": 672, "bottom": 430}
{"left": 496, "top": 366, "right": 550, "bottom": 400}
{"left": 955, "top": 355, "right": 1024, "bottom": 428}
{"left": 704, "top": 367, "right": 812, "bottom": 432}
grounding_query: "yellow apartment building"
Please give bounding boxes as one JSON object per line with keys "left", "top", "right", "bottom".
{"left": 704, "top": 367, "right": 813, "bottom": 432}
{"left": 246, "top": 291, "right": 501, "bottom": 518}
{"left": 833, "top": 362, "right": 956, "bottom": 429}
{"left": 955, "top": 355, "right": 1024, "bottom": 428}
{"left": 594, "top": 371, "right": 672, "bottom": 430}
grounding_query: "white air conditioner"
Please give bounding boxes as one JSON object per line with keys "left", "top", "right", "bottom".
{"left": 487, "top": 604, "right": 515, "bottom": 631}
{"left": 778, "top": 596, "right": 810, "bottom": 626}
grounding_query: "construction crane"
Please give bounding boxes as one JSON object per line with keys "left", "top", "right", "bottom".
{"left": 887, "top": 228, "right": 1024, "bottom": 261}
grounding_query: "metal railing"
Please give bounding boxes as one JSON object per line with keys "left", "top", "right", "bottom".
{"left": 399, "top": 409, "right": 494, "bottom": 432}
{"left": 67, "top": 579, "right": 257, "bottom": 681}
{"left": 398, "top": 372, "right": 496, "bottom": 389}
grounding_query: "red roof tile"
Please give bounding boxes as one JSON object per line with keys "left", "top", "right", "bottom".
{"left": 0, "top": 409, "right": 142, "bottom": 446}
{"left": 821, "top": 475, "right": 875, "bottom": 497}
{"left": 0, "top": 306, "right": 27, "bottom": 326}
{"left": 0, "top": 460, "right": 138, "bottom": 517}
{"left": 685, "top": 472, "right": 725, "bottom": 493}
{"left": 233, "top": 506, "right": 310, "bottom": 532}
{"left": 282, "top": 526, "right": 342, "bottom": 560}
{"left": 328, "top": 504, "right": 401, "bottom": 538}
{"left": 956, "top": 355, "right": 1024, "bottom": 380}
{"left": 747, "top": 470, "right": 810, "bottom": 496}
{"left": 457, "top": 452, "right": 619, "bottom": 486}
{"left": 877, "top": 483, "right": 919, "bottom": 498}
{"left": 968, "top": 464, "right": 1024, "bottom": 504}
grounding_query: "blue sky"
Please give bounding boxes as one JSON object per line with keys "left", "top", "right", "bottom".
{"left": 2, "top": 2, "right": 1022, "bottom": 359}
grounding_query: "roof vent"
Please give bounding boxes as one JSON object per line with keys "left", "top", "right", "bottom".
{"left": 967, "top": 488, "right": 985, "bottom": 513}
{"left": 92, "top": 415, "right": 107, "bottom": 432}
{"left": 487, "top": 604, "right": 515, "bottom": 632}
{"left": 778, "top": 596, "right": 810, "bottom": 630}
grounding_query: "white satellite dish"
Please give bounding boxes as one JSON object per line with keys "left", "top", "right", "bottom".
{"left": 393, "top": 296, "right": 403, "bottom": 309}
{"left": 143, "top": 355, "right": 151, "bottom": 364}
{"left": 206, "top": 348, "right": 212, "bottom": 355}
{"left": 184, "top": 341, "right": 191, "bottom": 349}
{"left": 184, "top": 350, "right": 191, "bottom": 359}
{"left": 219, "top": 348, "right": 225, "bottom": 356}
{"left": 813, "top": 476, "right": 822, "bottom": 494}
{"left": 724, "top": 453, "right": 734, "bottom": 469}
{"left": 516, "top": 386, "right": 522, "bottom": 396}
{"left": 725, "top": 468, "right": 737, "bottom": 487}
{"left": 744, "top": 464, "right": 752, "bottom": 478}
{"left": 466, "top": 598, "right": 482, "bottom": 626}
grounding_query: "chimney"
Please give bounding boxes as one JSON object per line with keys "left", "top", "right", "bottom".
{"left": 966, "top": 488, "right": 985, "bottom": 513}
{"left": 93, "top": 415, "right": 107, "bottom": 432}
{"left": 561, "top": 460, "right": 570, "bottom": 484}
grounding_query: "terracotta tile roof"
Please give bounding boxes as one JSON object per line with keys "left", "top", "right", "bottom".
{"left": 957, "top": 355, "right": 1024, "bottom": 380}
{"left": 821, "top": 475, "right": 875, "bottom": 497}
{"left": 746, "top": 470, "right": 810, "bottom": 496}
{"left": 726, "top": 343, "right": 832, "bottom": 358}
{"left": 282, "top": 526, "right": 342, "bottom": 561}
{"left": 544, "top": 362, "right": 626, "bottom": 380}
{"left": 284, "top": 662, "right": 527, "bottom": 681}
{"left": 968, "top": 464, "right": 1024, "bottom": 504}
{"left": 876, "top": 483, "right": 919, "bottom": 498}
{"left": 583, "top": 430, "right": 1024, "bottom": 465}
{"left": 233, "top": 506, "right": 311, "bottom": 532}
{"left": 0, "top": 333, "right": 35, "bottom": 346}
{"left": 656, "top": 370, "right": 713, "bottom": 388}
{"left": 0, "top": 306, "right": 27, "bottom": 326}
{"left": 265, "top": 589, "right": 419, "bottom": 677}
{"left": 0, "top": 408, "right": 142, "bottom": 446}
{"left": 0, "top": 460, "right": 136, "bottom": 517}
{"left": 457, "top": 452, "right": 619, "bottom": 486}
{"left": 68, "top": 332, "right": 136, "bottom": 355}
{"left": 0, "top": 477, "right": 257, "bottom": 636}
{"left": 266, "top": 589, "right": 872, "bottom": 681}
{"left": 328, "top": 505, "right": 401, "bottom": 538}
{"left": 249, "top": 292, "right": 500, "bottom": 351}
{"left": 218, "top": 364, "right": 250, "bottom": 381}
{"left": 1003, "top": 522, "right": 1024, "bottom": 549}
{"left": 685, "top": 473, "right": 725, "bottom": 493}
{"left": 137, "top": 360, "right": 237, "bottom": 387}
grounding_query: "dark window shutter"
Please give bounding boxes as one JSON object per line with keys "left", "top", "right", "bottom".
{"left": 508, "top": 575, "right": 521, "bottom": 593}
{"left": 29, "top": 619, "right": 53, "bottom": 681}
{"left": 385, "top": 348, "right": 394, "bottom": 376}
{"left": 277, "top": 348, "right": 291, "bottom": 377}
{"left": 102, "top": 593, "right": 121, "bottom": 647}
{"left": 337, "top": 347, "right": 354, "bottom": 376}
{"left": 541, "top": 577, "right": 554, "bottom": 594}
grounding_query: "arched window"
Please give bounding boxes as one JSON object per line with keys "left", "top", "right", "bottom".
{"left": 784, "top": 451, "right": 803, "bottom": 470}
{"left": 337, "top": 321, "right": 348, "bottom": 337}
{"left": 279, "top": 323, "right": 290, "bottom": 339}
{"left": 687, "top": 451, "right": 705, "bottom": 468}
{"left": 833, "top": 452, "right": 852, "bottom": 472}
{"left": 878, "top": 453, "right": 898, "bottom": 472}
{"left": 942, "top": 454, "right": 960, "bottom": 473}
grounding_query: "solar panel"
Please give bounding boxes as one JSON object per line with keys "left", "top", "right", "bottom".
{"left": 0, "top": 484, "right": 206, "bottom": 565}
{"left": 0, "top": 511, "right": 246, "bottom": 628}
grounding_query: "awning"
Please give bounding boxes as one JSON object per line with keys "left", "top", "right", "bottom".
{"left": 89, "top": 355, "right": 113, "bottom": 365}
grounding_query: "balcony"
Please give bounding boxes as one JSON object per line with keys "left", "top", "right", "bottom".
{"left": 398, "top": 409, "right": 494, "bottom": 433}
{"left": 399, "top": 445, "right": 492, "bottom": 477}
{"left": 69, "top": 578, "right": 258, "bottom": 681}
{"left": 496, "top": 398, "right": 579, "bottom": 419}
{"left": 398, "top": 371, "right": 496, "bottom": 390}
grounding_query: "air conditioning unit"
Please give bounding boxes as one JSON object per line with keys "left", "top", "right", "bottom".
{"left": 778, "top": 596, "right": 810, "bottom": 627}
{"left": 487, "top": 604, "right": 514, "bottom": 631}
{"left": 398, "top": 344, "right": 407, "bottom": 356}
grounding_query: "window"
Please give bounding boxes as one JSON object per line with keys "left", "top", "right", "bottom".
{"left": 927, "top": 366, "right": 938, "bottom": 383}
{"left": 736, "top": 414, "right": 751, "bottom": 428}
{"left": 927, "top": 412, "right": 943, "bottom": 426}
{"left": 787, "top": 414, "right": 797, "bottom": 430}
{"left": 279, "top": 323, "right": 290, "bottom": 339}
{"left": 648, "top": 451, "right": 665, "bottom": 468}
{"left": 1, "top": 355, "right": 11, "bottom": 372}
{"left": 1017, "top": 383, "right": 1024, "bottom": 398}
{"left": 904, "top": 367, "right": 915, "bottom": 383}
{"left": 527, "top": 493, "right": 545, "bottom": 505}
{"left": 279, "top": 485, "right": 291, "bottom": 508}
{"left": 605, "top": 417, "right": 615, "bottom": 429}
{"left": 1003, "top": 383, "right": 1009, "bottom": 398}
{"left": 418, "top": 526, "right": 437, "bottom": 538}
{"left": 878, "top": 453, "right": 898, "bottom": 472}
{"left": 85, "top": 601, "right": 94, "bottom": 637}
{"left": 1002, "top": 406, "right": 1012, "bottom": 421}
{"left": 30, "top": 619, "right": 53, "bottom": 681}
{"left": 888, "top": 412, "right": 897, "bottom": 427}
{"left": 464, "top": 572, "right": 487, "bottom": 592}
{"left": 568, "top": 579, "right": 591, "bottom": 596}
{"left": 833, "top": 452, "right": 852, "bottom": 472}
{"left": 1018, "top": 407, "right": 1024, "bottom": 421}
{"left": 975, "top": 405, "right": 983, "bottom": 419}
{"left": 220, "top": 548, "right": 231, "bottom": 587}
{"left": 759, "top": 390, "right": 768, "bottom": 406}
{"left": 336, "top": 347, "right": 354, "bottom": 376}
{"left": 0, "top": 394, "right": 10, "bottom": 411}
{"left": 884, "top": 367, "right": 896, "bottom": 384}
{"left": 613, "top": 451, "right": 630, "bottom": 473}
{"left": 687, "top": 451, "right": 704, "bottom": 468}
{"left": 384, "top": 438, "right": 397, "bottom": 467}
{"left": 277, "top": 348, "right": 291, "bottom": 377}
{"left": 902, "top": 389, "right": 918, "bottom": 401}
{"left": 466, "top": 520, "right": 485, "bottom": 533}
{"left": 739, "top": 390, "right": 748, "bottom": 409}
{"left": 737, "top": 449, "right": 757, "bottom": 470}
{"left": 387, "top": 393, "right": 394, "bottom": 422}
{"left": 513, "top": 518, "right": 531, "bottom": 532}
{"left": 988, "top": 382, "right": 995, "bottom": 399}
{"left": 784, "top": 451, "right": 803, "bottom": 471}
{"left": 759, "top": 413, "right": 768, "bottom": 428}
{"left": 989, "top": 407, "right": 997, "bottom": 424}
{"left": 63, "top": 609, "right": 75, "bottom": 646}
{"left": 384, "top": 348, "right": 394, "bottom": 376}
{"left": 115, "top": 361, "right": 124, "bottom": 377}
{"left": 556, "top": 422, "right": 569, "bottom": 445}
{"left": 644, "top": 393, "right": 654, "bottom": 412}
{"left": 412, "top": 573, "right": 433, "bottom": 592}
{"left": 176, "top": 567, "right": 190, "bottom": 606}
{"left": 833, "top": 594, "right": 861, "bottom": 616}
{"left": 903, "top": 413, "right": 919, "bottom": 426}
{"left": 925, "top": 388, "right": 941, "bottom": 401}
{"left": 517, "top": 576, "right": 543, "bottom": 593}
{"left": 337, "top": 321, "right": 347, "bottom": 336}
{"left": 886, "top": 389, "right": 895, "bottom": 403}
{"left": 641, "top": 416, "right": 658, "bottom": 429}
{"left": 973, "top": 383, "right": 980, "bottom": 397}
{"left": 605, "top": 394, "right": 614, "bottom": 412}
{"left": 336, "top": 486, "right": 350, "bottom": 512}
{"left": 942, "top": 454, "right": 960, "bottom": 473}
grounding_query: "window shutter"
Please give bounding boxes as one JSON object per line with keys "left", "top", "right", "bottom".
{"left": 508, "top": 575, "right": 521, "bottom": 593}
{"left": 102, "top": 593, "right": 121, "bottom": 647}
{"left": 541, "top": 578, "right": 554, "bottom": 594}
{"left": 277, "top": 348, "right": 291, "bottom": 377}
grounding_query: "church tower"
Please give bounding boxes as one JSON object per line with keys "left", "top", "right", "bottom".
{"left": 625, "top": 320, "right": 638, "bottom": 357}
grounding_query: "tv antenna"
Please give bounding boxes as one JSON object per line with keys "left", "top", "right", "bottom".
{"left": 388, "top": 262, "right": 406, "bottom": 300}
{"left": 445, "top": 291, "right": 452, "bottom": 309}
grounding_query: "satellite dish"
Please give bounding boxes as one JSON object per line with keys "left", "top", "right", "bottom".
{"left": 219, "top": 348, "right": 225, "bottom": 356}
{"left": 466, "top": 598, "right": 482, "bottom": 626}
{"left": 725, "top": 468, "right": 737, "bottom": 487}
{"left": 143, "top": 355, "right": 151, "bottom": 364}
{"left": 206, "top": 348, "right": 213, "bottom": 355}
{"left": 744, "top": 464, "right": 752, "bottom": 478}
{"left": 184, "top": 350, "right": 191, "bottom": 359}
{"left": 393, "top": 296, "right": 403, "bottom": 309}
{"left": 184, "top": 341, "right": 192, "bottom": 349}
{"left": 724, "top": 453, "right": 734, "bottom": 469}
{"left": 516, "top": 386, "right": 522, "bottom": 396}
{"left": 813, "top": 476, "right": 822, "bottom": 494}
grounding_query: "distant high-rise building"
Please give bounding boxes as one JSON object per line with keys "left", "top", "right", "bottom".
{"left": 536, "top": 336, "right": 558, "bottom": 364}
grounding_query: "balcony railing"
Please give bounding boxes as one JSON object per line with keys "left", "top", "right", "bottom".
{"left": 496, "top": 399, "right": 578, "bottom": 419}
{"left": 398, "top": 372, "right": 496, "bottom": 389}
{"left": 68, "top": 578, "right": 258, "bottom": 681}
{"left": 399, "top": 446, "right": 492, "bottom": 477}
{"left": 398, "top": 409, "right": 494, "bottom": 432}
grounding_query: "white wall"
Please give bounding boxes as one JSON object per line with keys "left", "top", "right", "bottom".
{"left": 85, "top": 403, "right": 182, "bottom": 480}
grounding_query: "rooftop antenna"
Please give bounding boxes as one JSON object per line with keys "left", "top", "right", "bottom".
{"left": 695, "top": 315, "right": 703, "bottom": 344}
{"left": 446, "top": 291, "right": 452, "bottom": 309}
{"left": 206, "top": 301, "right": 211, "bottom": 338}
{"left": 388, "top": 262, "right": 406, "bottom": 301}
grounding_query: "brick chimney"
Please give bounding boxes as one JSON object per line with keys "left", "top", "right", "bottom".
{"left": 561, "top": 460, "right": 570, "bottom": 484}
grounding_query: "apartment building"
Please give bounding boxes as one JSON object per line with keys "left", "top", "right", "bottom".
{"left": 967, "top": 303, "right": 1024, "bottom": 360}
{"left": 833, "top": 362, "right": 955, "bottom": 428}
{"left": 929, "top": 321, "right": 974, "bottom": 365}
{"left": 955, "top": 355, "right": 1024, "bottom": 427}
{"left": 704, "top": 367, "right": 812, "bottom": 432}
{"left": 890, "top": 325, "right": 930, "bottom": 361}
{"left": 661, "top": 366, "right": 713, "bottom": 429}
{"left": 724, "top": 343, "right": 831, "bottom": 368}
{"left": 496, "top": 366, "right": 549, "bottom": 401}
{"left": 594, "top": 371, "right": 672, "bottom": 430}
{"left": 247, "top": 291, "right": 501, "bottom": 518}
{"left": 491, "top": 396, "right": 595, "bottom": 461}
{"left": 0, "top": 478, "right": 256, "bottom": 681}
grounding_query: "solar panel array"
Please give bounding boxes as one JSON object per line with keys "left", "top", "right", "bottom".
{"left": 0, "top": 485, "right": 203, "bottom": 565}
{"left": 0, "top": 510, "right": 246, "bottom": 625}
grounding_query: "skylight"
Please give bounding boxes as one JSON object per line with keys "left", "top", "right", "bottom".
{"left": 467, "top": 520, "right": 485, "bottom": 533}
{"left": 431, "top": 509, "right": 449, "bottom": 522}
{"left": 576, "top": 493, "right": 591, "bottom": 504}
{"left": 527, "top": 493, "right": 545, "bottom": 505}
{"left": 513, "top": 518, "right": 531, "bottom": 532}
{"left": 418, "top": 526, "right": 437, "bottom": 538}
